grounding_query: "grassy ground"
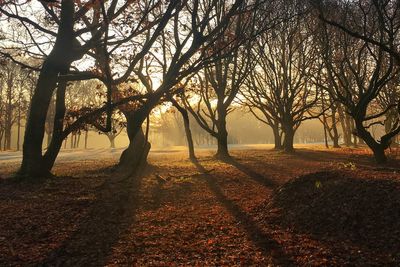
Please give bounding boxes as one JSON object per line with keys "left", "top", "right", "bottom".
{"left": 0, "top": 145, "right": 399, "bottom": 266}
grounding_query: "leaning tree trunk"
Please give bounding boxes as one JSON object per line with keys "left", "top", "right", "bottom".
{"left": 20, "top": 64, "right": 63, "bottom": 177}
{"left": 170, "top": 98, "right": 196, "bottom": 160}
{"left": 118, "top": 111, "right": 151, "bottom": 175}
{"left": 42, "top": 78, "right": 67, "bottom": 171}
{"left": 19, "top": 0, "right": 75, "bottom": 178}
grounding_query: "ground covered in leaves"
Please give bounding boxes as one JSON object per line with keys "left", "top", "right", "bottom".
{"left": 0, "top": 146, "right": 399, "bottom": 266}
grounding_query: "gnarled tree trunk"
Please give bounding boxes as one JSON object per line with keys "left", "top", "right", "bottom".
{"left": 355, "top": 119, "right": 388, "bottom": 164}
{"left": 118, "top": 111, "right": 151, "bottom": 175}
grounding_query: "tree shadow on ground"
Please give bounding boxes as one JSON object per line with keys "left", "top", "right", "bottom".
{"left": 192, "top": 160, "right": 295, "bottom": 266}
{"left": 294, "top": 149, "right": 400, "bottom": 170}
{"left": 267, "top": 170, "right": 400, "bottom": 260}
{"left": 40, "top": 168, "right": 146, "bottom": 266}
{"left": 224, "top": 157, "right": 277, "bottom": 188}
{"left": 293, "top": 148, "right": 382, "bottom": 166}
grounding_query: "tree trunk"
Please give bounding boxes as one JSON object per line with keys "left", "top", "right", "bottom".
{"left": 17, "top": 102, "right": 21, "bottom": 151}
{"left": 283, "top": 128, "right": 295, "bottom": 153}
{"left": 321, "top": 96, "right": 329, "bottom": 149}
{"left": 118, "top": 111, "right": 151, "bottom": 174}
{"left": 337, "top": 104, "right": 349, "bottom": 146}
{"left": 183, "top": 114, "right": 196, "bottom": 160}
{"left": 4, "top": 71, "right": 13, "bottom": 151}
{"left": 272, "top": 124, "right": 283, "bottom": 150}
{"left": 70, "top": 134, "right": 74, "bottom": 149}
{"left": 170, "top": 98, "right": 196, "bottom": 160}
{"left": 282, "top": 119, "right": 295, "bottom": 153}
{"left": 216, "top": 131, "right": 229, "bottom": 159}
{"left": 331, "top": 106, "right": 340, "bottom": 148}
{"left": 215, "top": 111, "right": 230, "bottom": 160}
{"left": 19, "top": 0, "right": 75, "bottom": 178}
{"left": 372, "top": 146, "right": 387, "bottom": 164}
{"left": 84, "top": 130, "right": 88, "bottom": 149}
{"left": 42, "top": 79, "right": 67, "bottom": 171}
{"left": 107, "top": 134, "right": 116, "bottom": 149}
{"left": 0, "top": 130, "right": 3, "bottom": 151}
{"left": 76, "top": 132, "right": 81, "bottom": 148}
{"left": 332, "top": 131, "right": 340, "bottom": 148}
{"left": 4, "top": 125, "right": 11, "bottom": 150}
{"left": 354, "top": 119, "right": 387, "bottom": 164}
{"left": 321, "top": 114, "right": 329, "bottom": 149}
{"left": 350, "top": 118, "right": 358, "bottom": 148}
{"left": 344, "top": 112, "right": 354, "bottom": 146}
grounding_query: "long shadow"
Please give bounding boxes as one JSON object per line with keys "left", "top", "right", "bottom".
{"left": 295, "top": 149, "right": 400, "bottom": 169}
{"left": 271, "top": 170, "right": 400, "bottom": 264}
{"left": 192, "top": 160, "right": 295, "bottom": 266}
{"left": 40, "top": 168, "right": 145, "bottom": 266}
{"left": 294, "top": 149, "right": 353, "bottom": 162}
{"left": 225, "top": 157, "right": 277, "bottom": 188}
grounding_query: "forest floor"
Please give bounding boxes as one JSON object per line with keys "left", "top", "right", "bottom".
{"left": 0, "top": 145, "right": 400, "bottom": 266}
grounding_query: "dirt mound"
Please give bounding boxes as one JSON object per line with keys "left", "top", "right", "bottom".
{"left": 262, "top": 171, "right": 400, "bottom": 254}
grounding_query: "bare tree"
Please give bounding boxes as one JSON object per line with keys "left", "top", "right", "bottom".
{"left": 317, "top": 1, "right": 400, "bottom": 163}
{"left": 0, "top": 0, "right": 177, "bottom": 177}
{"left": 116, "top": 0, "right": 255, "bottom": 171}
{"left": 243, "top": 4, "right": 320, "bottom": 153}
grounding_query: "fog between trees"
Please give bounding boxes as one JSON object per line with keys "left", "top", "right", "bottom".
{"left": 0, "top": 0, "right": 399, "bottom": 178}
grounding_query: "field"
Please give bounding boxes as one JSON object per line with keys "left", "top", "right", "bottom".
{"left": 0, "top": 145, "right": 399, "bottom": 266}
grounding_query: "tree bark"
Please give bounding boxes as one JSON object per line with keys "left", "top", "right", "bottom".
{"left": 4, "top": 70, "right": 13, "bottom": 151}
{"left": 372, "top": 146, "right": 387, "bottom": 164}
{"left": 337, "top": 104, "right": 349, "bottom": 146}
{"left": 344, "top": 111, "right": 354, "bottom": 146}
{"left": 321, "top": 113, "right": 329, "bottom": 149}
{"left": 170, "top": 98, "right": 196, "bottom": 160}
{"left": 272, "top": 124, "right": 283, "bottom": 150}
{"left": 118, "top": 111, "right": 151, "bottom": 175}
{"left": 355, "top": 119, "right": 388, "bottom": 164}
{"left": 283, "top": 129, "right": 295, "bottom": 153}
{"left": 70, "top": 134, "right": 74, "bottom": 149}
{"left": 19, "top": 0, "right": 75, "bottom": 178}
{"left": 331, "top": 107, "right": 340, "bottom": 148}
{"left": 17, "top": 101, "right": 21, "bottom": 151}
{"left": 283, "top": 121, "right": 295, "bottom": 153}
{"left": 84, "top": 130, "right": 88, "bottom": 149}
{"left": 0, "top": 131, "right": 3, "bottom": 151}
{"left": 42, "top": 79, "right": 67, "bottom": 171}
{"left": 215, "top": 109, "right": 230, "bottom": 160}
